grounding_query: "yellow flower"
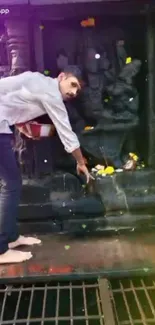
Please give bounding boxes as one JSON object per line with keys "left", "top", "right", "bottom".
{"left": 129, "top": 152, "right": 138, "bottom": 161}
{"left": 97, "top": 166, "right": 115, "bottom": 175}
{"left": 104, "top": 166, "right": 115, "bottom": 175}
{"left": 84, "top": 126, "right": 94, "bottom": 131}
{"left": 126, "top": 57, "right": 132, "bottom": 64}
{"left": 97, "top": 169, "right": 105, "bottom": 175}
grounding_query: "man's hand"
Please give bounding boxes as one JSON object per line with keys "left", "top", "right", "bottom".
{"left": 76, "top": 163, "right": 94, "bottom": 183}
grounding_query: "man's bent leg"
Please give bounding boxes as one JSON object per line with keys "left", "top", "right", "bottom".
{"left": 0, "top": 134, "right": 22, "bottom": 254}
{"left": 0, "top": 134, "right": 33, "bottom": 264}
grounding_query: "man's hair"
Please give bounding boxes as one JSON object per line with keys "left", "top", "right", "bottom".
{"left": 63, "top": 65, "right": 84, "bottom": 86}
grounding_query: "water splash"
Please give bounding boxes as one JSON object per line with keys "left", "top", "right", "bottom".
{"left": 111, "top": 174, "right": 129, "bottom": 211}
{"left": 99, "top": 145, "right": 129, "bottom": 212}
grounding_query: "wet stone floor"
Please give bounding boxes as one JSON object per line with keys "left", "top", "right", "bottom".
{"left": 1, "top": 231, "right": 155, "bottom": 280}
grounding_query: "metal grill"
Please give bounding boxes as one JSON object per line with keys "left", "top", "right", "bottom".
{"left": 110, "top": 276, "right": 155, "bottom": 325}
{"left": 2, "top": 276, "right": 155, "bottom": 325}
{"left": 0, "top": 278, "right": 115, "bottom": 325}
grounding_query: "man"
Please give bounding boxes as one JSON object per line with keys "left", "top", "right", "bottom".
{"left": 0, "top": 65, "right": 91, "bottom": 264}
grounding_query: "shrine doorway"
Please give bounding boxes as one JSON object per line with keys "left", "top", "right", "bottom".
{"left": 42, "top": 14, "right": 147, "bottom": 162}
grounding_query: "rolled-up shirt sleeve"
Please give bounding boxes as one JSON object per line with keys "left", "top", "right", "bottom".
{"left": 43, "top": 94, "right": 80, "bottom": 153}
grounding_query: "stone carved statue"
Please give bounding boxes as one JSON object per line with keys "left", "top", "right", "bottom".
{"left": 78, "top": 41, "right": 141, "bottom": 168}
{"left": 53, "top": 35, "right": 141, "bottom": 171}
{"left": 79, "top": 47, "right": 105, "bottom": 124}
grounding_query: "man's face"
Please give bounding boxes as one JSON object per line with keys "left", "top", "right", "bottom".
{"left": 58, "top": 73, "right": 81, "bottom": 100}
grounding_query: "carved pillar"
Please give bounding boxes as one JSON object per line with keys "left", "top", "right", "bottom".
{"left": 5, "top": 20, "right": 30, "bottom": 75}
{"left": 0, "top": 33, "right": 10, "bottom": 77}
{"left": 4, "top": 20, "right": 32, "bottom": 176}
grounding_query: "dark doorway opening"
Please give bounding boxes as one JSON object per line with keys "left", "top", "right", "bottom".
{"left": 42, "top": 14, "right": 147, "bottom": 163}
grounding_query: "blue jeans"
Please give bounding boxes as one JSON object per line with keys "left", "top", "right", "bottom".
{"left": 0, "top": 134, "right": 22, "bottom": 254}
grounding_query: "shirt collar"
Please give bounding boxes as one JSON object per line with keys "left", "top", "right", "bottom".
{"left": 53, "top": 78, "right": 63, "bottom": 101}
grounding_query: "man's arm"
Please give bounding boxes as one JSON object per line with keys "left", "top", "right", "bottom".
{"left": 43, "top": 93, "right": 93, "bottom": 182}
{"left": 71, "top": 148, "right": 85, "bottom": 165}
{"left": 43, "top": 94, "right": 85, "bottom": 164}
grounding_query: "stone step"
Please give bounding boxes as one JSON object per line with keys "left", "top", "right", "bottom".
{"left": 21, "top": 172, "right": 84, "bottom": 204}
{"left": 93, "top": 169, "right": 155, "bottom": 211}
{"left": 19, "top": 195, "right": 104, "bottom": 221}
{"left": 18, "top": 169, "right": 155, "bottom": 225}
{"left": 93, "top": 169, "right": 155, "bottom": 192}
{"left": 21, "top": 169, "right": 155, "bottom": 204}
{"left": 62, "top": 213, "right": 155, "bottom": 233}
{"left": 18, "top": 212, "right": 155, "bottom": 236}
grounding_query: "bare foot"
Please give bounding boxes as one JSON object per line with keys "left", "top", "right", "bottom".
{"left": 9, "top": 235, "right": 41, "bottom": 249}
{"left": 0, "top": 249, "right": 32, "bottom": 264}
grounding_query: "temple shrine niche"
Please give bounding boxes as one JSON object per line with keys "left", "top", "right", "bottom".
{"left": 42, "top": 21, "right": 143, "bottom": 170}
{"left": 1, "top": 6, "right": 155, "bottom": 232}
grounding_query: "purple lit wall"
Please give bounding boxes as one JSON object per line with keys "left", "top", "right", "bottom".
{"left": 0, "top": 0, "right": 28, "bottom": 4}
{"left": 30, "top": 0, "right": 122, "bottom": 3}
{"left": 0, "top": 0, "right": 123, "bottom": 4}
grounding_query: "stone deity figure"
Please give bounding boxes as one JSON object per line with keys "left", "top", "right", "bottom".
{"left": 79, "top": 39, "right": 141, "bottom": 168}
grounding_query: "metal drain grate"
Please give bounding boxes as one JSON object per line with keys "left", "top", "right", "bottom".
{"left": 0, "top": 278, "right": 115, "bottom": 325}
{"left": 2, "top": 276, "right": 155, "bottom": 325}
{"left": 110, "top": 276, "right": 155, "bottom": 325}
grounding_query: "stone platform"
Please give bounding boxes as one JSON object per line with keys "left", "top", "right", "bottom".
{"left": 18, "top": 169, "right": 155, "bottom": 234}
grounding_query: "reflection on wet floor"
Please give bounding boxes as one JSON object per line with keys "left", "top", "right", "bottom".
{"left": 1, "top": 231, "right": 155, "bottom": 280}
